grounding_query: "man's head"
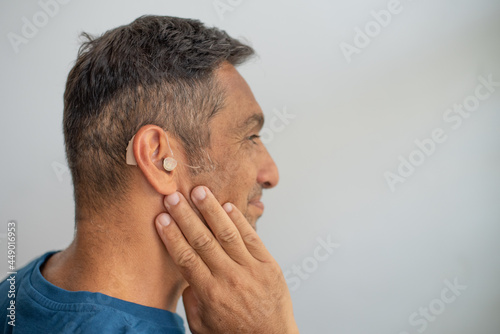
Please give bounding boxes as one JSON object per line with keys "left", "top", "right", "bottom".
{"left": 63, "top": 15, "right": 278, "bottom": 227}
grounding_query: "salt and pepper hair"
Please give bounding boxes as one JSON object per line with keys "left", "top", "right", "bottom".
{"left": 63, "top": 15, "right": 254, "bottom": 216}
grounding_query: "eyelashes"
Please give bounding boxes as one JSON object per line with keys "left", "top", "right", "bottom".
{"left": 248, "top": 134, "right": 261, "bottom": 145}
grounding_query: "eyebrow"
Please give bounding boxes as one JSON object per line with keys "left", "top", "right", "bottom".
{"left": 237, "top": 113, "right": 265, "bottom": 133}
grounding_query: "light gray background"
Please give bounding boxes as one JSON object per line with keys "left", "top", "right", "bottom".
{"left": 1, "top": 0, "right": 500, "bottom": 333}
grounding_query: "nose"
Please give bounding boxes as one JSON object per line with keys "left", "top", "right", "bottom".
{"left": 257, "top": 146, "right": 279, "bottom": 189}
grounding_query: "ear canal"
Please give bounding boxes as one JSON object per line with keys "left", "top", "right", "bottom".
{"left": 163, "top": 157, "right": 177, "bottom": 171}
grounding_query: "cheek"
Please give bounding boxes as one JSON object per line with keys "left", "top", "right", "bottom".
{"left": 217, "top": 147, "right": 254, "bottom": 183}
{"left": 217, "top": 160, "right": 256, "bottom": 204}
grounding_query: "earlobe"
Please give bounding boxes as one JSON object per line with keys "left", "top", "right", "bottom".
{"left": 131, "top": 125, "right": 178, "bottom": 195}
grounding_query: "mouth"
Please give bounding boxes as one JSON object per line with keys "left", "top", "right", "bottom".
{"left": 248, "top": 197, "right": 264, "bottom": 213}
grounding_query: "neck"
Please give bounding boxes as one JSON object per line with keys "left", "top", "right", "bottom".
{"left": 42, "top": 205, "right": 187, "bottom": 313}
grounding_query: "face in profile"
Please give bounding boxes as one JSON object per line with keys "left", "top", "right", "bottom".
{"left": 180, "top": 63, "right": 280, "bottom": 230}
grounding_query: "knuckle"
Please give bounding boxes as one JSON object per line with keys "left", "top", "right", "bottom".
{"left": 204, "top": 284, "right": 220, "bottom": 301}
{"left": 226, "top": 276, "right": 243, "bottom": 289}
{"left": 217, "top": 228, "right": 239, "bottom": 244}
{"left": 176, "top": 248, "right": 198, "bottom": 269}
{"left": 242, "top": 232, "right": 260, "bottom": 246}
{"left": 190, "top": 233, "right": 214, "bottom": 252}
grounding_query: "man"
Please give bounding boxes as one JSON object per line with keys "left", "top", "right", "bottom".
{"left": 0, "top": 15, "right": 299, "bottom": 333}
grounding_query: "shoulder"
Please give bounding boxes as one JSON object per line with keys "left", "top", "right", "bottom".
{"left": 0, "top": 251, "right": 57, "bottom": 332}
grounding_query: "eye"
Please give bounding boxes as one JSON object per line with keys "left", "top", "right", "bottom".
{"left": 247, "top": 134, "right": 261, "bottom": 145}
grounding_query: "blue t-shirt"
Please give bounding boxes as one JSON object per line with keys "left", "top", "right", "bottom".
{"left": 0, "top": 251, "right": 185, "bottom": 333}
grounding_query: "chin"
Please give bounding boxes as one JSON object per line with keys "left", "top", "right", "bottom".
{"left": 250, "top": 220, "right": 257, "bottom": 231}
{"left": 244, "top": 201, "right": 264, "bottom": 231}
{"left": 243, "top": 213, "right": 258, "bottom": 231}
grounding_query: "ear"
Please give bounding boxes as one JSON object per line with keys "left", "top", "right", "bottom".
{"left": 132, "top": 125, "right": 178, "bottom": 195}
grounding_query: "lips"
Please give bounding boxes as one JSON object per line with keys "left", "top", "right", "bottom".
{"left": 248, "top": 197, "right": 264, "bottom": 211}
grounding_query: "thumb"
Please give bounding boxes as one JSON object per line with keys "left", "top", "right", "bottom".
{"left": 182, "top": 286, "right": 202, "bottom": 332}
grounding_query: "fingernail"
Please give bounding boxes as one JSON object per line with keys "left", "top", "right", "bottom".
{"left": 192, "top": 186, "right": 206, "bottom": 201}
{"left": 158, "top": 213, "right": 171, "bottom": 227}
{"left": 223, "top": 203, "right": 233, "bottom": 213}
{"left": 166, "top": 192, "right": 180, "bottom": 206}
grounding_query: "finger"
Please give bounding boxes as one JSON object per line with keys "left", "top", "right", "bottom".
{"left": 222, "top": 202, "right": 273, "bottom": 263}
{"left": 163, "top": 191, "right": 233, "bottom": 271}
{"left": 155, "top": 213, "right": 212, "bottom": 285}
{"left": 190, "top": 186, "right": 252, "bottom": 264}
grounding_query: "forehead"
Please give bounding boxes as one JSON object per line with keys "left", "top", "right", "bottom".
{"left": 211, "top": 63, "right": 264, "bottom": 132}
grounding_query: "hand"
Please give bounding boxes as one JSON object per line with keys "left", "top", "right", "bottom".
{"left": 155, "top": 186, "right": 299, "bottom": 334}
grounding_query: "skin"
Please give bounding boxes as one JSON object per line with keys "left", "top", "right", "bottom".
{"left": 41, "top": 62, "right": 298, "bottom": 333}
